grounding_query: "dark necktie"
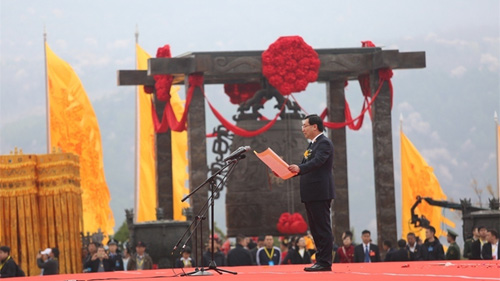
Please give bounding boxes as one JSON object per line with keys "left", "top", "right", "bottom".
{"left": 364, "top": 245, "right": 370, "bottom": 262}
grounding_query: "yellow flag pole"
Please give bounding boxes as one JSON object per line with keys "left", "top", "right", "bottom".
{"left": 134, "top": 25, "right": 140, "bottom": 223}
{"left": 495, "top": 111, "right": 499, "bottom": 199}
{"left": 43, "top": 27, "right": 51, "bottom": 153}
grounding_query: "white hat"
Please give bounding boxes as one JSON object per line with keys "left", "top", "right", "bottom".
{"left": 41, "top": 248, "right": 52, "bottom": 255}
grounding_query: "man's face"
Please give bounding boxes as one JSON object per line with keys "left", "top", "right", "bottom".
{"left": 407, "top": 234, "right": 416, "bottom": 246}
{"left": 446, "top": 235, "right": 453, "bottom": 243}
{"left": 241, "top": 237, "right": 249, "bottom": 248}
{"left": 264, "top": 236, "right": 274, "bottom": 248}
{"left": 0, "top": 250, "right": 8, "bottom": 260}
{"left": 109, "top": 244, "right": 117, "bottom": 253}
{"left": 425, "top": 229, "right": 433, "bottom": 239}
{"left": 301, "top": 119, "right": 316, "bottom": 140}
{"left": 136, "top": 246, "right": 145, "bottom": 255}
{"left": 486, "top": 232, "right": 497, "bottom": 243}
{"left": 182, "top": 252, "right": 191, "bottom": 259}
{"left": 361, "top": 233, "right": 371, "bottom": 244}
{"left": 479, "top": 228, "right": 488, "bottom": 239}
{"left": 472, "top": 228, "right": 479, "bottom": 238}
{"left": 97, "top": 247, "right": 106, "bottom": 258}
{"left": 88, "top": 244, "right": 97, "bottom": 254}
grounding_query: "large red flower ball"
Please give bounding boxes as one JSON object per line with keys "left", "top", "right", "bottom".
{"left": 262, "top": 36, "right": 320, "bottom": 96}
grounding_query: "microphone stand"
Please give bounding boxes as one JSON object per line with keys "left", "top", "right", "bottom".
{"left": 174, "top": 155, "right": 243, "bottom": 276}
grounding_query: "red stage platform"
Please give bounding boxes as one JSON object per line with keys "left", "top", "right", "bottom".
{"left": 13, "top": 260, "right": 500, "bottom": 281}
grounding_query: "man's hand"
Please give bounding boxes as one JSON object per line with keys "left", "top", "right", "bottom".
{"left": 36, "top": 253, "right": 41, "bottom": 259}
{"left": 288, "top": 165, "right": 300, "bottom": 174}
{"left": 92, "top": 253, "right": 98, "bottom": 261}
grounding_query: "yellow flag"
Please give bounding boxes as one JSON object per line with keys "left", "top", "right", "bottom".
{"left": 135, "top": 44, "right": 189, "bottom": 221}
{"left": 170, "top": 88, "right": 190, "bottom": 221}
{"left": 135, "top": 44, "right": 158, "bottom": 222}
{"left": 401, "top": 130, "right": 455, "bottom": 241}
{"left": 45, "top": 42, "right": 114, "bottom": 236}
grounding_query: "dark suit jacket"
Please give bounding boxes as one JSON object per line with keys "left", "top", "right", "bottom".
{"left": 389, "top": 248, "right": 411, "bottom": 262}
{"left": 481, "top": 242, "right": 499, "bottom": 260}
{"left": 353, "top": 243, "right": 381, "bottom": 262}
{"left": 298, "top": 134, "right": 335, "bottom": 202}
{"left": 37, "top": 258, "right": 59, "bottom": 275}
{"left": 470, "top": 239, "right": 483, "bottom": 260}
{"left": 406, "top": 244, "right": 423, "bottom": 261}
{"left": 227, "top": 244, "right": 253, "bottom": 266}
{"left": 84, "top": 258, "right": 113, "bottom": 272}
{"left": 282, "top": 248, "right": 312, "bottom": 264}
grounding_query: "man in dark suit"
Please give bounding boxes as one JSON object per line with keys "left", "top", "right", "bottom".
{"left": 353, "top": 230, "right": 381, "bottom": 262}
{"left": 227, "top": 234, "right": 253, "bottom": 266}
{"left": 288, "top": 114, "right": 335, "bottom": 272}
{"left": 471, "top": 226, "right": 488, "bottom": 259}
{"left": 406, "top": 232, "right": 422, "bottom": 261}
{"left": 482, "top": 229, "right": 499, "bottom": 260}
{"left": 390, "top": 239, "right": 411, "bottom": 262}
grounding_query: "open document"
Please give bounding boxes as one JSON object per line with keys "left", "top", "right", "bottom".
{"left": 254, "top": 148, "right": 297, "bottom": 180}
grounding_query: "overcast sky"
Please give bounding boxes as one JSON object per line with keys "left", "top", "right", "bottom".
{"left": 1, "top": 0, "right": 499, "bottom": 245}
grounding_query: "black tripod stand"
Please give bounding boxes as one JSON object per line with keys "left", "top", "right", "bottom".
{"left": 172, "top": 155, "right": 243, "bottom": 276}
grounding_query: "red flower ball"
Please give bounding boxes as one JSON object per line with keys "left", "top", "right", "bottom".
{"left": 262, "top": 36, "right": 320, "bottom": 96}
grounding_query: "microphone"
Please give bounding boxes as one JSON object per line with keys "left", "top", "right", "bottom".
{"left": 223, "top": 146, "right": 251, "bottom": 162}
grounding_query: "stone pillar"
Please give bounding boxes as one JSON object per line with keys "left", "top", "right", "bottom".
{"left": 327, "top": 80, "right": 350, "bottom": 243}
{"left": 370, "top": 71, "right": 397, "bottom": 249}
{"left": 154, "top": 97, "right": 174, "bottom": 220}
{"left": 186, "top": 76, "right": 208, "bottom": 255}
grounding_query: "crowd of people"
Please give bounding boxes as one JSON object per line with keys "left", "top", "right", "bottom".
{"left": 0, "top": 225, "right": 498, "bottom": 277}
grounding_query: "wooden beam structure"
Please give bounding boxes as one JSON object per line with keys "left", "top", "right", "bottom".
{"left": 117, "top": 46, "right": 425, "bottom": 249}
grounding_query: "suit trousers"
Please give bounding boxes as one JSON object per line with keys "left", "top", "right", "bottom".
{"left": 304, "top": 199, "right": 333, "bottom": 266}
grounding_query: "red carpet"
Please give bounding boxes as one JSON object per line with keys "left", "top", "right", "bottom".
{"left": 13, "top": 260, "right": 500, "bottom": 281}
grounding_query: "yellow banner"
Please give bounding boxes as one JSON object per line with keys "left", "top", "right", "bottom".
{"left": 45, "top": 43, "right": 114, "bottom": 236}
{"left": 135, "top": 44, "right": 189, "bottom": 221}
{"left": 400, "top": 130, "right": 455, "bottom": 241}
{"left": 170, "top": 88, "right": 190, "bottom": 221}
{"left": 135, "top": 44, "right": 158, "bottom": 222}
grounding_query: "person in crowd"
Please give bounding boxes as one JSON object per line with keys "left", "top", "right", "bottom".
{"left": 406, "top": 232, "right": 422, "bottom": 261}
{"left": 175, "top": 247, "right": 195, "bottom": 268}
{"left": 227, "top": 234, "right": 252, "bottom": 266}
{"left": 471, "top": 226, "right": 489, "bottom": 259}
{"left": 202, "top": 235, "right": 226, "bottom": 267}
{"left": 288, "top": 114, "right": 335, "bottom": 272}
{"left": 482, "top": 229, "right": 499, "bottom": 260}
{"left": 421, "top": 226, "right": 445, "bottom": 260}
{"left": 84, "top": 242, "right": 99, "bottom": 268}
{"left": 389, "top": 240, "right": 411, "bottom": 262}
{"left": 227, "top": 234, "right": 253, "bottom": 266}
{"left": 0, "top": 246, "right": 24, "bottom": 277}
{"left": 383, "top": 240, "right": 396, "bottom": 262}
{"left": 36, "top": 247, "right": 59, "bottom": 275}
{"left": 84, "top": 245, "right": 113, "bottom": 272}
{"left": 283, "top": 236, "right": 312, "bottom": 265}
{"left": 336, "top": 231, "right": 355, "bottom": 263}
{"left": 280, "top": 238, "right": 289, "bottom": 263}
{"left": 463, "top": 226, "right": 479, "bottom": 259}
{"left": 127, "top": 241, "right": 153, "bottom": 270}
{"left": 256, "top": 235, "right": 281, "bottom": 266}
{"left": 304, "top": 231, "right": 316, "bottom": 258}
{"left": 445, "top": 229, "right": 461, "bottom": 260}
{"left": 354, "top": 230, "right": 381, "bottom": 262}
{"left": 107, "top": 239, "right": 123, "bottom": 271}
{"left": 122, "top": 246, "right": 131, "bottom": 271}
{"left": 250, "top": 236, "right": 265, "bottom": 265}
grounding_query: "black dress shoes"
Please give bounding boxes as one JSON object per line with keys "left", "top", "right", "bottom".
{"left": 304, "top": 263, "right": 332, "bottom": 272}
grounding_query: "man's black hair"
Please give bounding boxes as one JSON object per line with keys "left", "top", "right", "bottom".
{"left": 397, "top": 239, "right": 407, "bottom": 248}
{"left": 361, "top": 230, "right": 371, "bottom": 236}
{"left": 0, "top": 246, "right": 10, "bottom": 254}
{"left": 489, "top": 229, "right": 499, "bottom": 239}
{"left": 51, "top": 247, "right": 60, "bottom": 258}
{"left": 304, "top": 114, "right": 324, "bottom": 132}
{"left": 383, "top": 240, "right": 392, "bottom": 248}
{"left": 427, "top": 226, "right": 436, "bottom": 234}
